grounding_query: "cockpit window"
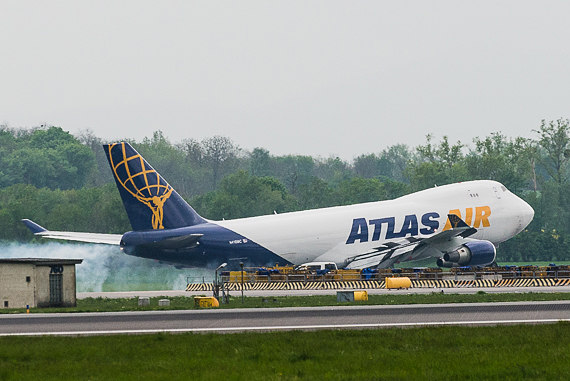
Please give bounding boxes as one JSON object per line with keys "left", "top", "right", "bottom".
{"left": 501, "top": 186, "right": 507, "bottom": 192}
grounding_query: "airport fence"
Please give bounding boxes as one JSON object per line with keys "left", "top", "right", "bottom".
{"left": 221, "top": 267, "right": 570, "bottom": 283}
{"left": 185, "top": 266, "right": 570, "bottom": 291}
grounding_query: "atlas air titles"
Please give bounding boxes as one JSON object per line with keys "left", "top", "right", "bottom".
{"left": 346, "top": 206, "right": 491, "bottom": 244}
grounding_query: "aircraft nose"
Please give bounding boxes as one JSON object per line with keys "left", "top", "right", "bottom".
{"left": 519, "top": 198, "right": 534, "bottom": 229}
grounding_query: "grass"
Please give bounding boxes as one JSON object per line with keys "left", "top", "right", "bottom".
{"left": 0, "top": 323, "right": 569, "bottom": 380}
{"left": 2, "top": 292, "right": 570, "bottom": 314}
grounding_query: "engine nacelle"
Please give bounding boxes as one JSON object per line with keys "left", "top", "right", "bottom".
{"left": 436, "top": 257, "right": 456, "bottom": 268}
{"left": 440, "top": 240, "right": 496, "bottom": 267}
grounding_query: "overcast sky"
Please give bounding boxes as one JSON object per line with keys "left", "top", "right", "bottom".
{"left": 1, "top": 1, "right": 569, "bottom": 159}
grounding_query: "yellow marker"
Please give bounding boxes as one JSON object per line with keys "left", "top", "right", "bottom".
{"left": 194, "top": 296, "right": 220, "bottom": 308}
{"left": 385, "top": 277, "right": 412, "bottom": 289}
{"left": 353, "top": 290, "right": 368, "bottom": 301}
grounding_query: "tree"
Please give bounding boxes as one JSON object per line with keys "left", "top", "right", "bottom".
{"left": 297, "top": 177, "right": 335, "bottom": 210}
{"left": 380, "top": 177, "right": 410, "bottom": 199}
{"left": 250, "top": 147, "right": 272, "bottom": 177}
{"left": 334, "top": 177, "right": 387, "bottom": 205}
{"left": 380, "top": 144, "right": 411, "bottom": 182}
{"left": 77, "top": 129, "right": 114, "bottom": 186}
{"left": 202, "top": 136, "right": 240, "bottom": 190}
{"left": 353, "top": 154, "right": 384, "bottom": 178}
{"left": 136, "top": 131, "right": 195, "bottom": 197}
{"left": 532, "top": 119, "right": 570, "bottom": 238}
{"left": 0, "top": 126, "right": 96, "bottom": 189}
{"left": 464, "top": 133, "right": 533, "bottom": 192}
{"left": 314, "top": 156, "right": 351, "bottom": 185}
{"left": 0, "top": 183, "right": 130, "bottom": 240}
{"left": 534, "top": 118, "right": 570, "bottom": 186}
{"left": 353, "top": 145, "right": 412, "bottom": 182}
{"left": 176, "top": 138, "right": 212, "bottom": 197}
{"left": 499, "top": 229, "right": 570, "bottom": 262}
{"left": 406, "top": 135, "right": 468, "bottom": 190}
{"left": 191, "top": 171, "right": 294, "bottom": 220}
{"left": 273, "top": 155, "right": 315, "bottom": 194}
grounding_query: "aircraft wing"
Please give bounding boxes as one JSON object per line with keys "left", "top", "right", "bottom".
{"left": 344, "top": 214, "right": 477, "bottom": 269}
{"left": 21, "top": 219, "right": 122, "bottom": 245}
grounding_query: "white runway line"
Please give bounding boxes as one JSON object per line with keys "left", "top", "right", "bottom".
{"left": 2, "top": 318, "right": 569, "bottom": 337}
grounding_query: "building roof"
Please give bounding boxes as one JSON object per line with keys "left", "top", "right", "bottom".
{"left": 0, "top": 258, "right": 83, "bottom": 265}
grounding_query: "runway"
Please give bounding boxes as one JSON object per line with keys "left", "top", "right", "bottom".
{"left": 1, "top": 301, "right": 569, "bottom": 336}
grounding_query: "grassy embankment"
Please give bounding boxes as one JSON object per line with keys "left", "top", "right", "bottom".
{"left": 1, "top": 323, "right": 569, "bottom": 380}
{"left": 2, "top": 292, "right": 570, "bottom": 314}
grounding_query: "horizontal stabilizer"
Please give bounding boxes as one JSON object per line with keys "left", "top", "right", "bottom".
{"left": 21, "top": 219, "right": 122, "bottom": 245}
{"left": 21, "top": 219, "right": 47, "bottom": 234}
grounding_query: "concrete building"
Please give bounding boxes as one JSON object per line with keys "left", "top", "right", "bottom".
{"left": 0, "top": 258, "right": 82, "bottom": 309}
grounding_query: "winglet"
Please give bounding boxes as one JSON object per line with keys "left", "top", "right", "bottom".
{"left": 446, "top": 214, "right": 470, "bottom": 229}
{"left": 21, "top": 219, "right": 47, "bottom": 234}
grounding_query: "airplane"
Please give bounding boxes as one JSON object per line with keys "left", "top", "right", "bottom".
{"left": 22, "top": 142, "right": 534, "bottom": 269}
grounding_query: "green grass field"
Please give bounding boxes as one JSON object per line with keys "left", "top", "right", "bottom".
{"left": 2, "top": 292, "right": 570, "bottom": 314}
{"left": 1, "top": 323, "right": 569, "bottom": 380}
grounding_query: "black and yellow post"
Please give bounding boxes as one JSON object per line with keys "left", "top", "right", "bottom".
{"left": 240, "top": 262, "right": 244, "bottom": 303}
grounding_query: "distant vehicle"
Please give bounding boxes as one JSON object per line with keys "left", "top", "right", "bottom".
{"left": 295, "top": 262, "right": 338, "bottom": 272}
{"left": 23, "top": 142, "right": 534, "bottom": 269}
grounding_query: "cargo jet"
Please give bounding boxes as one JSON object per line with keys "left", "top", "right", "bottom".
{"left": 22, "top": 142, "right": 534, "bottom": 269}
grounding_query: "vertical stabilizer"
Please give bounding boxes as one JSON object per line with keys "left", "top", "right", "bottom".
{"left": 104, "top": 142, "right": 206, "bottom": 231}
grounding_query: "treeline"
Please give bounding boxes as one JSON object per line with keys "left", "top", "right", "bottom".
{"left": 1, "top": 120, "right": 569, "bottom": 263}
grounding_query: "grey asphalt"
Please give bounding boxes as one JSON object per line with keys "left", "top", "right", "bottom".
{"left": 1, "top": 301, "right": 569, "bottom": 336}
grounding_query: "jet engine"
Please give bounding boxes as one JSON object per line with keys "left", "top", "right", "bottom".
{"left": 436, "top": 240, "right": 496, "bottom": 268}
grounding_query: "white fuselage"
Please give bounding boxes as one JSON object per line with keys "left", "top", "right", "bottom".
{"left": 216, "top": 180, "right": 534, "bottom": 267}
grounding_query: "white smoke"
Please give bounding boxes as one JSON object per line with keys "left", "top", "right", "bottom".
{"left": 0, "top": 242, "right": 213, "bottom": 292}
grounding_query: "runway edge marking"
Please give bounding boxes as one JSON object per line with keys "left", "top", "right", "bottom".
{"left": 2, "top": 319, "right": 570, "bottom": 337}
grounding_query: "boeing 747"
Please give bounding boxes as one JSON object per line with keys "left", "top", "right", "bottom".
{"left": 23, "top": 142, "right": 534, "bottom": 269}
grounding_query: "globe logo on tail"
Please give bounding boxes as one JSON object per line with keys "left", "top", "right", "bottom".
{"left": 107, "top": 143, "right": 173, "bottom": 229}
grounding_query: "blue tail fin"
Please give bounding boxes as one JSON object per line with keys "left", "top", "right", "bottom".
{"left": 104, "top": 142, "right": 206, "bottom": 231}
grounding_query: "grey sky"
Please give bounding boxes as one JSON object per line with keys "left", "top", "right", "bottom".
{"left": 1, "top": 1, "right": 569, "bottom": 159}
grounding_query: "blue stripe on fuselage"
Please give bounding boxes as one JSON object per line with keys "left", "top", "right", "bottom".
{"left": 120, "top": 222, "right": 291, "bottom": 269}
